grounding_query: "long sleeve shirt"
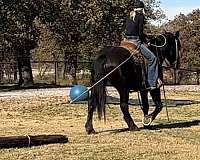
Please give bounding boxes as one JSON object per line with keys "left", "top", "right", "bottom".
{"left": 125, "top": 13, "right": 145, "bottom": 42}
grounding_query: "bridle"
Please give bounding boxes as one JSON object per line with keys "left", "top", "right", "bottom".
{"left": 149, "top": 34, "right": 167, "bottom": 48}
{"left": 149, "top": 34, "right": 180, "bottom": 68}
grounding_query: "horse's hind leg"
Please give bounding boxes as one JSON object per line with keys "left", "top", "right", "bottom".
{"left": 118, "top": 88, "right": 139, "bottom": 131}
{"left": 85, "top": 101, "right": 96, "bottom": 134}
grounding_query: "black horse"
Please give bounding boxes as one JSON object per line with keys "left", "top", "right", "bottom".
{"left": 85, "top": 31, "right": 181, "bottom": 134}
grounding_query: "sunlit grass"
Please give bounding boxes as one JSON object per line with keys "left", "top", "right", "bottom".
{"left": 0, "top": 91, "right": 199, "bottom": 160}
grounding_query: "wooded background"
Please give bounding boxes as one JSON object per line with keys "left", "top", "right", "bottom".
{"left": 0, "top": 0, "right": 200, "bottom": 86}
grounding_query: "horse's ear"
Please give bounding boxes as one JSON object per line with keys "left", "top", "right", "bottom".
{"left": 175, "top": 31, "right": 179, "bottom": 37}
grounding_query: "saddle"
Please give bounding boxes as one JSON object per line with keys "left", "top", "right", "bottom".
{"left": 120, "top": 39, "right": 140, "bottom": 55}
{"left": 120, "top": 39, "right": 148, "bottom": 64}
{"left": 120, "top": 39, "right": 148, "bottom": 89}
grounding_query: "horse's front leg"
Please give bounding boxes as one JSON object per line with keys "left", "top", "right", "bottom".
{"left": 139, "top": 90, "right": 152, "bottom": 126}
{"left": 146, "top": 89, "right": 163, "bottom": 123}
{"left": 119, "top": 89, "right": 139, "bottom": 131}
{"left": 139, "top": 90, "right": 149, "bottom": 116}
{"left": 85, "top": 101, "right": 96, "bottom": 134}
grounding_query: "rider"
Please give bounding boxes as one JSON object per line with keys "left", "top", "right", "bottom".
{"left": 124, "top": 0, "right": 162, "bottom": 90}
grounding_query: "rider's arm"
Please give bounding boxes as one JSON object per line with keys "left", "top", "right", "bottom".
{"left": 138, "top": 14, "right": 145, "bottom": 43}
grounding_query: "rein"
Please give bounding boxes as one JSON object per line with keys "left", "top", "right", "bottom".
{"left": 174, "top": 39, "right": 180, "bottom": 69}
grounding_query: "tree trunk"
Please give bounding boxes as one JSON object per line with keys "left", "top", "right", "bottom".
{"left": 172, "top": 68, "right": 178, "bottom": 85}
{"left": 197, "top": 71, "right": 200, "bottom": 85}
{"left": 17, "top": 56, "right": 34, "bottom": 87}
{"left": 0, "top": 63, "right": 3, "bottom": 82}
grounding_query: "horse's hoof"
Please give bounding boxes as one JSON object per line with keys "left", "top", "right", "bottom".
{"left": 129, "top": 126, "right": 140, "bottom": 131}
{"left": 142, "top": 116, "right": 152, "bottom": 126}
{"left": 86, "top": 129, "right": 96, "bottom": 135}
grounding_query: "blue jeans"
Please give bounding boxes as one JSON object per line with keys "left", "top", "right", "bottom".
{"left": 125, "top": 36, "right": 158, "bottom": 87}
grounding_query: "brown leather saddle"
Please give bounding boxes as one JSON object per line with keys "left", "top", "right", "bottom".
{"left": 120, "top": 39, "right": 140, "bottom": 55}
{"left": 120, "top": 39, "right": 148, "bottom": 63}
{"left": 120, "top": 39, "right": 148, "bottom": 88}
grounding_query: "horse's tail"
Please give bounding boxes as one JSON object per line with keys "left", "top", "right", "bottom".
{"left": 90, "top": 54, "right": 107, "bottom": 121}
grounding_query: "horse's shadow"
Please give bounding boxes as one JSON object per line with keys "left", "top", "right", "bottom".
{"left": 106, "top": 96, "right": 200, "bottom": 107}
{"left": 95, "top": 96, "right": 200, "bottom": 134}
{"left": 97, "top": 120, "right": 200, "bottom": 134}
{"left": 146, "top": 120, "right": 200, "bottom": 130}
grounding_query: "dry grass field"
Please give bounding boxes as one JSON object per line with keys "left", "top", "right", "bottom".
{"left": 0, "top": 89, "right": 200, "bottom": 160}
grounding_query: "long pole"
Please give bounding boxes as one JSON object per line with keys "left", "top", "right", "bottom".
{"left": 162, "top": 84, "right": 170, "bottom": 122}
{"left": 154, "top": 40, "right": 170, "bottom": 122}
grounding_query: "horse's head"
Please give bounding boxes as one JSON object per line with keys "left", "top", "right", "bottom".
{"left": 163, "top": 31, "right": 181, "bottom": 68}
{"left": 149, "top": 31, "right": 181, "bottom": 69}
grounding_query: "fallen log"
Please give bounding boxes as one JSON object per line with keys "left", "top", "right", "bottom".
{"left": 0, "top": 135, "right": 68, "bottom": 149}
